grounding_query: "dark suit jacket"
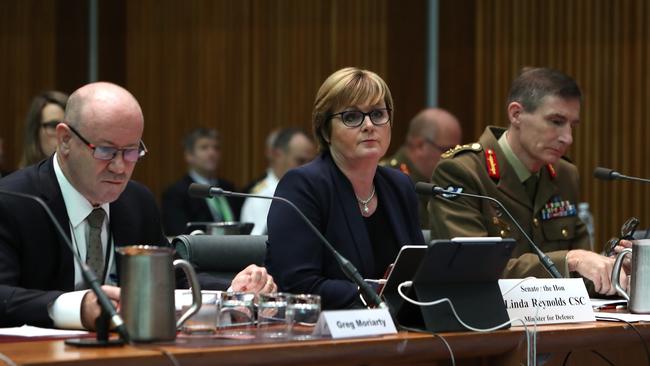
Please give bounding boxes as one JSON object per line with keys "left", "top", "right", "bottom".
{"left": 266, "top": 152, "right": 425, "bottom": 310}
{"left": 161, "top": 175, "right": 242, "bottom": 236}
{"left": 0, "top": 157, "right": 168, "bottom": 327}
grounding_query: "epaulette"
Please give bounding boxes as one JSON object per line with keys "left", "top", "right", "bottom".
{"left": 440, "top": 143, "right": 482, "bottom": 159}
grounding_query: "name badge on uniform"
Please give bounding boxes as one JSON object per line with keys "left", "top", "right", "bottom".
{"left": 541, "top": 196, "right": 577, "bottom": 220}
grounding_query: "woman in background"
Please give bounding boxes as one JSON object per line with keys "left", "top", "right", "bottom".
{"left": 266, "top": 67, "right": 424, "bottom": 309}
{"left": 21, "top": 90, "right": 69, "bottom": 167}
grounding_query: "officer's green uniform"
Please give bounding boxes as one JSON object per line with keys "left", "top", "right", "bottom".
{"left": 430, "top": 126, "right": 590, "bottom": 278}
{"left": 381, "top": 147, "right": 430, "bottom": 229}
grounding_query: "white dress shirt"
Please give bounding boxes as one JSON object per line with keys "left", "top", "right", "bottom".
{"left": 240, "top": 170, "right": 279, "bottom": 235}
{"left": 48, "top": 153, "right": 114, "bottom": 329}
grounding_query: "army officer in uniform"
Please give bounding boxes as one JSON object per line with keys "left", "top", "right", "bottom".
{"left": 430, "top": 67, "right": 621, "bottom": 295}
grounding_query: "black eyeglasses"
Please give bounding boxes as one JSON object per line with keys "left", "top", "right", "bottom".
{"left": 605, "top": 217, "right": 639, "bottom": 256}
{"left": 41, "top": 120, "right": 61, "bottom": 131}
{"left": 328, "top": 108, "right": 391, "bottom": 128}
{"left": 66, "top": 123, "right": 147, "bottom": 163}
{"left": 424, "top": 138, "right": 454, "bottom": 153}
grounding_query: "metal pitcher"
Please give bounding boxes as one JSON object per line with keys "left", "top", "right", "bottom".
{"left": 117, "top": 245, "right": 202, "bottom": 342}
{"left": 612, "top": 239, "right": 650, "bottom": 313}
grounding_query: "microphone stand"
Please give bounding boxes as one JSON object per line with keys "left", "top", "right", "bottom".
{"left": 0, "top": 189, "right": 128, "bottom": 346}
{"left": 419, "top": 183, "right": 563, "bottom": 279}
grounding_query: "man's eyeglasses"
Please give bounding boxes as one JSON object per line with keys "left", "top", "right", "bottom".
{"left": 66, "top": 123, "right": 147, "bottom": 163}
{"left": 328, "top": 108, "right": 391, "bottom": 128}
{"left": 605, "top": 217, "right": 639, "bottom": 256}
{"left": 424, "top": 138, "right": 454, "bottom": 153}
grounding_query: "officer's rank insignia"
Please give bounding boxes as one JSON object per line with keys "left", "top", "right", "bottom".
{"left": 546, "top": 164, "right": 557, "bottom": 179}
{"left": 441, "top": 143, "right": 482, "bottom": 159}
{"left": 541, "top": 196, "right": 577, "bottom": 220}
{"left": 484, "top": 149, "right": 500, "bottom": 180}
{"left": 441, "top": 185, "right": 463, "bottom": 199}
{"left": 399, "top": 163, "right": 410, "bottom": 176}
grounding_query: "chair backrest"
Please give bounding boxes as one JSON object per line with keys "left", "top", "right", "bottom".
{"left": 172, "top": 234, "right": 267, "bottom": 285}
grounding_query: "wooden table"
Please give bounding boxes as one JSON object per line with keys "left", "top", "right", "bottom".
{"left": 1, "top": 321, "right": 648, "bottom": 366}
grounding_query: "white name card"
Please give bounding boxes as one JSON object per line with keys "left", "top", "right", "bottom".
{"left": 313, "top": 308, "right": 397, "bottom": 339}
{"left": 499, "top": 278, "right": 595, "bottom": 325}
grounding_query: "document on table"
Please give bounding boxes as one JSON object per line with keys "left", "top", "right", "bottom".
{"left": 0, "top": 325, "right": 88, "bottom": 337}
{"left": 594, "top": 312, "right": 650, "bottom": 322}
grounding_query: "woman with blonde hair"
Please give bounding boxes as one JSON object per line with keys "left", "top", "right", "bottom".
{"left": 266, "top": 67, "right": 424, "bottom": 309}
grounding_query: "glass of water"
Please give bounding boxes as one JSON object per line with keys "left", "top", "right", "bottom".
{"left": 217, "top": 291, "right": 256, "bottom": 336}
{"left": 287, "top": 294, "right": 321, "bottom": 339}
{"left": 257, "top": 292, "right": 290, "bottom": 338}
{"left": 180, "top": 290, "right": 220, "bottom": 335}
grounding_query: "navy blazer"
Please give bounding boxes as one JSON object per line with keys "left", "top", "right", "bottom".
{"left": 266, "top": 152, "right": 424, "bottom": 309}
{"left": 0, "top": 157, "right": 168, "bottom": 327}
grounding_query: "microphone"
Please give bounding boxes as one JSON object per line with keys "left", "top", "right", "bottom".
{"left": 415, "top": 182, "right": 563, "bottom": 279}
{"left": 594, "top": 167, "right": 650, "bottom": 184}
{"left": 0, "top": 189, "right": 129, "bottom": 344}
{"left": 188, "top": 183, "right": 386, "bottom": 309}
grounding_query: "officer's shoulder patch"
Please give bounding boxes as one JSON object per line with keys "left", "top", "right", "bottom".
{"left": 441, "top": 143, "right": 482, "bottom": 159}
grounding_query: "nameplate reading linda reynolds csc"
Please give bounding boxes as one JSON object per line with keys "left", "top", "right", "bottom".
{"left": 499, "top": 278, "right": 595, "bottom": 325}
{"left": 312, "top": 308, "right": 396, "bottom": 339}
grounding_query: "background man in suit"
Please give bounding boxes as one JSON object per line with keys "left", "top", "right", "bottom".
{"left": 0, "top": 82, "right": 275, "bottom": 329}
{"left": 162, "top": 128, "right": 242, "bottom": 236}
{"left": 382, "top": 108, "right": 461, "bottom": 228}
{"left": 240, "top": 127, "right": 315, "bottom": 235}
{"left": 429, "top": 67, "right": 622, "bottom": 295}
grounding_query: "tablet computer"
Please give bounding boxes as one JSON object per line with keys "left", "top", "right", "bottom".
{"left": 383, "top": 237, "right": 516, "bottom": 332}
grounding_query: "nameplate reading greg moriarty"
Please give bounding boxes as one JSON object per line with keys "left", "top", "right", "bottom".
{"left": 313, "top": 308, "right": 396, "bottom": 339}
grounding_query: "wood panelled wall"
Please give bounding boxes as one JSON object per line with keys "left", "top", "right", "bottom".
{"left": 439, "top": 0, "right": 650, "bottom": 250}
{"left": 123, "top": 0, "right": 426, "bottom": 198}
{"left": 1, "top": 0, "right": 426, "bottom": 201}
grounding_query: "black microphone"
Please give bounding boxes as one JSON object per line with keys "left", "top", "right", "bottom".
{"left": 594, "top": 166, "right": 650, "bottom": 184}
{"left": 188, "top": 183, "right": 386, "bottom": 309}
{"left": 0, "top": 189, "right": 129, "bottom": 344}
{"left": 415, "top": 182, "right": 563, "bottom": 279}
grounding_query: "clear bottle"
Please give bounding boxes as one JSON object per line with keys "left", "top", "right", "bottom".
{"left": 577, "top": 202, "right": 595, "bottom": 251}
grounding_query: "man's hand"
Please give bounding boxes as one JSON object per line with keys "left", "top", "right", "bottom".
{"left": 231, "top": 265, "right": 277, "bottom": 294}
{"left": 566, "top": 249, "right": 618, "bottom": 295}
{"left": 80, "top": 285, "right": 120, "bottom": 330}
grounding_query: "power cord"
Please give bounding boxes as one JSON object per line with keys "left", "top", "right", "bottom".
{"left": 0, "top": 352, "right": 17, "bottom": 366}
{"left": 397, "top": 279, "right": 540, "bottom": 366}
{"left": 398, "top": 325, "right": 456, "bottom": 366}
{"left": 595, "top": 315, "right": 650, "bottom": 365}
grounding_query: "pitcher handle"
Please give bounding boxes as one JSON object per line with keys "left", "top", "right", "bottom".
{"left": 173, "top": 259, "right": 202, "bottom": 329}
{"left": 612, "top": 248, "right": 632, "bottom": 301}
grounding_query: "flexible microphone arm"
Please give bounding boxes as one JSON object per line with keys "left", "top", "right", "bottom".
{"left": 0, "top": 189, "right": 130, "bottom": 342}
{"left": 594, "top": 166, "right": 650, "bottom": 184}
{"left": 415, "top": 182, "right": 563, "bottom": 279}
{"left": 188, "top": 183, "right": 386, "bottom": 309}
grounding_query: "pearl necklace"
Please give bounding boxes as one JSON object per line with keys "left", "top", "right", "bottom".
{"left": 356, "top": 185, "right": 376, "bottom": 215}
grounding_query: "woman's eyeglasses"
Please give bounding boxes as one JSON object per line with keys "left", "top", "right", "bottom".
{"left": 328, "top": 108, "right": 391, "bottom": 128}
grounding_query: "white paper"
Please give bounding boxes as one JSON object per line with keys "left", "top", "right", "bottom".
{"left": 595, "top": 312, "right": 650, "bottom": 323}
{"left": 590, "top": 298, "right": 627, "bottom": 310}
{"left": 0, "top": 325, "right": 88, "bottom": 337}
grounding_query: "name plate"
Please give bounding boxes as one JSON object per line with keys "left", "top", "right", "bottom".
{"left": 499, "top": 278, "right": 595, "bottom": 325}
{"left": 313, "top": 308, "right": 397, "bottom": 339}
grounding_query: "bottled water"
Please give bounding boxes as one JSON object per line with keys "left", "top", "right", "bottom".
{"left": 577, "top": 202, "right": 595, "bottom": 250}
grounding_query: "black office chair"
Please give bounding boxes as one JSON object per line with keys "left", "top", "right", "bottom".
{"left": 172, "top": 234, "right": 267, "bottom": 289}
